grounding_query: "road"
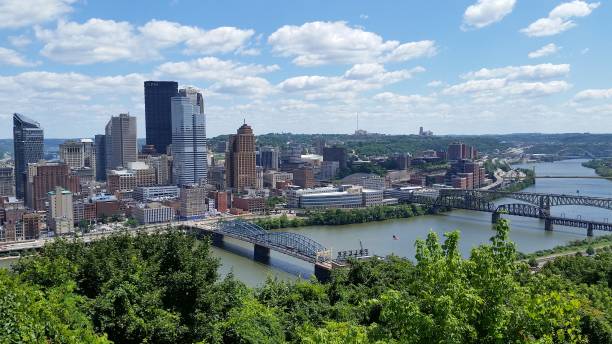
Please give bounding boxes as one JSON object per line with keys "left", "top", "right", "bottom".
{"left": 0, "top": 212, "right": 294, "bottom": 254}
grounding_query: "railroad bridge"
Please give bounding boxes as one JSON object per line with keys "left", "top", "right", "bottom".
{"left": 186, "top": 219, "right": 367, "bottom": 281}
{"left": 405, "top": 189, "right": 612, "bottom": 236}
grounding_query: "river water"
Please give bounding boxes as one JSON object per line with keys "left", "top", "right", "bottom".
{"left": 2, "top": 159, "right": 611, "bottom": 286}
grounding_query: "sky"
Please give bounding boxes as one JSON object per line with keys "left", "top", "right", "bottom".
{"left": 0, "top": 0, "right": 610, "bottom": 138}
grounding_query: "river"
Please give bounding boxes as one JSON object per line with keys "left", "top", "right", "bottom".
{"left": 2, "top": 159, "right": 611, "bottom": 286}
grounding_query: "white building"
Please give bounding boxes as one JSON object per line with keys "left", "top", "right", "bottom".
{"left": 264, "top": 171, "right": 293, "bottom": 189}
{"left": 287, "top": 185, "right": 384, "bottom": 209}
{"left": 171, "top": 88, "right": 207, "bottom": 186}
{"left": 48, "top": 186, "right": 73, "bottom": 235}
{"left": 59, "top": 138, "right": 96, "bottom": 180}
{"left": 133, "top": 202, "right": 175, "bottom": 224}
{"left": 134, "top": 185, "right": 180, "bottom": 202}
{"left": 340, "top": 173, "right": 385, "bottom": 190}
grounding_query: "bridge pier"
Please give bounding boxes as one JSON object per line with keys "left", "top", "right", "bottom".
{"left": 210, "top": 232, "right": 224, "bottom": 247}
{"left": 253, "top": 244, "right": 270, "bottom": 263}
{"left": 544, "top": 218, "right": 554, "bottom": 232}
{"left": 587, "top": 223, "right": 594, "bottom": 237}
{"left": 491, "top": 212, "right": 501, "bottom": 224}
{"left": 314, "top": 263, "right": 332, "bottom": 282}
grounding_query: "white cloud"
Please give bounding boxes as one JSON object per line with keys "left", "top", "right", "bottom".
{"left": 427, "top": 80, "right": 444, "bottom": 87}
{"left": 445, "top": 63, "right": 571, "bottom": 98}
{"left": 373, "top": 92, "right": 434, "bottom": 105}
{"left": 461, "top": 63, "right": 570, "bottom": 80}
{"left": 0, "top": 47, "right": 39, "bottom": 67}
{"left": 574, "top": 88, "right": 612, "bottom": 101}
{"left": 0, "top": 0, "right": 76, "bottom": 28}
{"left": 528, "top": 43, "right": 560, "bottom": 58}
{"left": 521, "top": 1, "right": 600, "bottom": 37}
{"left": 155, "top": 57, "right": 279, "bottom": 81}
{"left": 268, "top": 21, "right": 436, "bottom": 66}
{"left": 462, "top": 0, "right": 516, "bottom": 29}
{"left": 8, "top": 35, "right": 32, "bottom": 48}
{"left": 279, "top": 64, "right": 424, "bottom": 100}
{"left": 35, "top": 18, "right": 256, "bottom": 64}
{"left": 209, "top": 77, "right": 275, "bottom": 98}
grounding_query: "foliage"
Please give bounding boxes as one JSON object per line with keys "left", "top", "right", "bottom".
{"left": 582, "top": 159, "right": 612, "bottom": 178}
{"left": 337, "top": 162, "right": 387, "bottom": 178}
{"left": 254, "top": 204, "right": 428, "bottom": 229}
{"left": 2, "top": 219, "right": 611, "bottom": 343}
{"left": 266, "top": 196, "right": 287, "bottom": 210}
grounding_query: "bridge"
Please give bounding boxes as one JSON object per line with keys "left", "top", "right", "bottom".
{"left": 405, "top": 189, "right": 612, "bottom": 236}
{"left": 185, "top": 219, "right": 368, "bottom": 281}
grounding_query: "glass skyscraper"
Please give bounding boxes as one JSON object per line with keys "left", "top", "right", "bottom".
{"left": 171, "top": 87, "right": 207, "bottom": 186}
{"left": 13, "top": 113, "right": 44, "bottom": 199}
{"left": 144, "top": 81, "right": 178, "bottom": 155}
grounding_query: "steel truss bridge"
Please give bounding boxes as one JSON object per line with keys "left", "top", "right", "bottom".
{"left": 186, "top": 219, "right": 362, "bottom": 281}
{"left": 405, "top": 189, "right": 612, "bottom": 236}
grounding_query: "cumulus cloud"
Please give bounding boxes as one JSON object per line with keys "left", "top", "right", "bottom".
{"left": 445, "top": 63, "right": 571, "bottom": 98}
{"left": 8, "top": 35, "right": 32, "bottom": 48}
{"left": 0, "top": 47, "right": 39, "bottom": 67}
{"left": 268, "top": 21, "right": 436, "bottom": 66}
{"left": 35, "top": 18, "right": 255, "bottom": 64}
{"left": 574, "top": 88, "right": 612, "bottom": 101}
{"left": 155, "top": 57, "right": 279, "bottom": 81}
{"left": 279, "top": 64, "right": 424, "bottom": 100}
{"left": 0, "top": 0, "right": 76, "bottom": 28}
{"left": 373, "top": 92, "right": 434, "bottom": 105}
{"left": 521, "top": 1, "right": 600, "bottom": 37}
{"left": 528, "top": 43, "right": 560, "bottom": 58}
{"left": 461, "top": 63, "right": 570, "bottom": 80}
{"left": 462, "top": 0, "right": 516, "bottom": 30}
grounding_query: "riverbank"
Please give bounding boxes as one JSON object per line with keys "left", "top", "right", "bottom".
{"left": 582, "top": 159, "right": 612, "bottom": 178}
{"left": 253, "top": 204, "right": 436, "bottom": 230}
{"left": 518, "top": 234, "right": 612, "bottom": 261}
{"left": 495, "top": 168, "right": 535, "bottom": 193}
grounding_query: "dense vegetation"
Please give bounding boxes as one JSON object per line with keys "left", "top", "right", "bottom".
{"left": 519, "top": 234, "right": 612, "bottom": 259}
{"left": 583, "top": 159, "right": 612, "bottom": 178}
{"left": 1, "top": 220, "right": 611, "bottom": 343}
{"left": 255, "top": 204, "right": 429, "bottom": 229}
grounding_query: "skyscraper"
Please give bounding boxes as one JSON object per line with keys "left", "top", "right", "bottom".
{"left": 171, "top": 87, "right": 207, "bottom": 186}
{"left": 59, "top": 139, "right": 96, "bottom": 180}
{"left": 226, "top": 123, "right": 256, "bottom": 191}
{"left": 94, "top": 134, "right": 106, "bottom": 181}
{"left": 105, "top": 113, "right": 137, "bottom": 170}
{"left": 144, "top": 81, "right": 178, "bottom": 154}
{"left": 13, "top": 113, "right": 44, "bottom": 200}
{"left": 260, "top": 146, "right": 280, "bottom": 170}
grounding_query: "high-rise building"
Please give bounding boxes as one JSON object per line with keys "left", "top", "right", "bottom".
{"left": 179, "top": 185, "right": 207, "bottom": 219}
{"left": 0, "top": 166, "right": 15, "bottom": 197}
{"left": 94, "top": 134, "right": 106, "bottom": 181}
{"left": 171, "top": 88, "right": 207, "bottom": 186}
{"left": 226, "top": 123, "right": 257, "bottom": 191}
{"left": 59, "top": 139, "right": 96, "bottom": 180}
{"left": 260, "top": 147, "right": 279, "bottom": 170}
{"left": 144, "top": 81, "right": 178, "bottom": 154}
{"left": 323, "top": 146, "right": 347, "bottom": 169}
{"left": 26, "top": 161, "right": 80, "bottom": 211}
{"left": 105, "top": 113, "right": 137, "bottom": 170}
{"left": 293, "top": 167, "right": 316, "bottom": 188}
{"left": 47, "top": 186, "right": 74, "bottom": 235}
{"left": 447, "top": 142, "right": 466, "bottom": 161}
{"left": 13, "top": 113, "right": 44, "bottom": 199}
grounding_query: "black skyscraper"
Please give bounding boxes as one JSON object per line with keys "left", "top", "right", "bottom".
{"left": 144, "top": 81, "right": 178, "bottom": 154}
{"left": 13, "top": 113, "right": 44, "bottom": 199}
{"left": 94, "top": 134, "right": 106, "bottom": 181}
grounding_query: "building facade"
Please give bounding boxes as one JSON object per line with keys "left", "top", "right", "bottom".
{"left": 179, "top": 185, "right": 207, "bottom": 219}
{"left": 260, "top": 147, "right": 279, "bottom": 170}
{"left": 144, "top": 81, "right": 179, "bottom": 154}
{"left": 171, "top": 89, "right": 207, "bottom": 186}
{"left": 13, "top": 113, "right": 44, "bottom": 200}
{"left": 26, "top": 161, "right": 80, "bottom": 211}
{"left": 94, "top": 134, "right": 106, "bottom": 181}
{"left": 0, "top": 166, "right": 15, "bottom": 197}
{"left": 134, "top": 202, "right": 175, "bottom": 224}
{"left": 323, "top": 146, "right": 347, "bottom": 169}
{"left": 47, "top": 186, "right": 74, "bottom": 235}
{"left": 105, "top": 113, "right": 137, "bottom": 170}
{"left": 226, "top": 123, "right": 257, "bottom": 191}
{"left": 134, "top": 185, "right": 180, "bottom": 202}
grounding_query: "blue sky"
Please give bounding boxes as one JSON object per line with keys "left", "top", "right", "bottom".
{"left": 0, "top": 0, "right": 610, "bottom": 138}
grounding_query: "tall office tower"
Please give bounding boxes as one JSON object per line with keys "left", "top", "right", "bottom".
{"left": 0, "top": 166, "right": 15, "bottom": 197}
{"left": 226, "top": 123, "right": 257, "bottom": 191}
{"left": 94, "top": 134, "right": 106, "bottom": 181}
{"left": 144, "top": 81, "right": 178, "bottom": 154}
{"left": 447, "top": 142, "right": 466, "bottom": 161}
{"left": 105, "top": 113, "right": 137, "bottom": 170}
{"left": 171, "top": 88, "right": 207, "bottom": 186}
{"left": 13, "top": 113, "right": 44, "bottom": 200}
{"left": 26, "top": 161, "right": 80, "bottom": 210}
{"left": 323, "top": 146, "right": 347, "bottom": 169}
{"left": 59, "top": 139, "right": 96, "bottom": 179}
{"left": 260, "top": 147, "right": 279, "bottom": 170}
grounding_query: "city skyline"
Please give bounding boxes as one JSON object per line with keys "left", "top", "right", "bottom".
{"left": 0, "top": 0, "right": 610, "bottom": 138}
